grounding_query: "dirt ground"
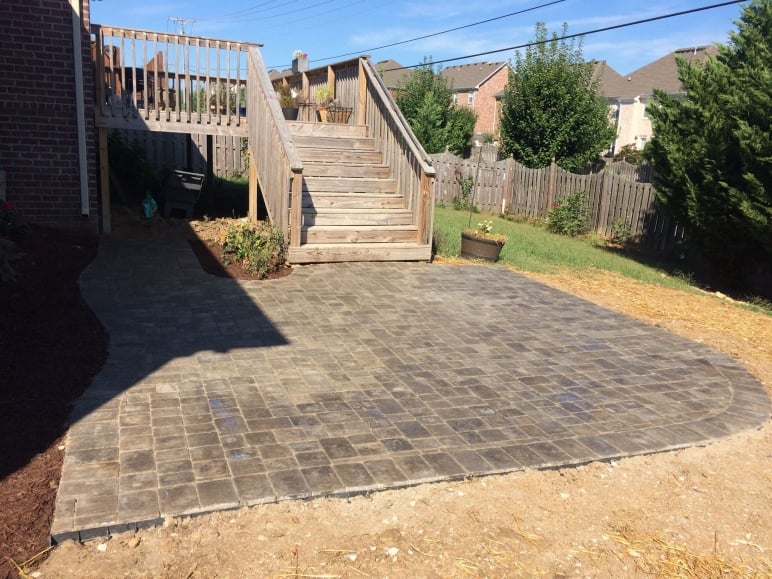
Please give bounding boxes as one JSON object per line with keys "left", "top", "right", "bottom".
{"left": 3, "top": 215, "right": 771, "bottom": 578}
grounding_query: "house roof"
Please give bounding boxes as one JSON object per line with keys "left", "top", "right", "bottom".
{"left": 620, "top": 45, "right": 718, "bottom": 98}
{"left": 375, "top": 59, "right": 412, "bottom": 89}
{"left": 440, "top": 61, "right": 508, "bottom": 91}
{"left": 592, "top": 61, "right": 629, "bottom": 99}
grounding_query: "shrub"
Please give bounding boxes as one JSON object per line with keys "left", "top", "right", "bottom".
{"left": 222, "top": 221, "right": 287, "bottom": 278}
{"left": 609, "top": 217, "right": 632, "bottom": 244}
{"left": 548, "top": 190, "right": 590, "bottom": 237}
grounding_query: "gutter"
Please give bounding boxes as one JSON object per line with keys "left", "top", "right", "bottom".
{"left": 70, "top": 0, "right": 90, "bottom": 216}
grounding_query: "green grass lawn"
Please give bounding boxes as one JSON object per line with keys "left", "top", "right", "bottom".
{"left": 433, "top": 205, "right": 699, "bottom": 292}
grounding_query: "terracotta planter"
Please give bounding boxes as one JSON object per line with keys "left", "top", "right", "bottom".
{"left": 460, "top": 231, "right": 505, "bottom": 262}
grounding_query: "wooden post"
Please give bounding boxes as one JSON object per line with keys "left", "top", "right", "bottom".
{"left": 546, "top": 157, "right": 557, "bottom": 214}
{"left": 357, "top": 58, "right": 367, "bottom": 126}
{"left": 98, "top": 128, "right": 112, "bottom": 233}
{"left": 248, "top": 146, "right": 257, "bottom": 222}
{"left": 290, "top": 170, "right": 302, "bottom": 248}
{"left": 418, "top": 173, "right": 433, "bottom": 247}
{"left": 327, "top": 65, "right": 336, "bottom": 99}
{"left": 598, "top": 165, "right": 612, "bottom": 236}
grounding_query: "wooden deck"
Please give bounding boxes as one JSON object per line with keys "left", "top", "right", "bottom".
{"left": 93, "top": 25, "right": 435, "bottom": 262}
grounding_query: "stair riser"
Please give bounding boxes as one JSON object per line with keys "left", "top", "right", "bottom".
{"left": 303, "top": 178, "right": 396, "bottom": 194}
{"left": 302, "top": 195, "right": 404, "bottom": 209}
{"left": 294, "top": 136, "right": 375, "bottom": 150}
{"left": 303, "top": 164, "right": 390, "bottom": 178}
{"left": 302, "top": 213, "right": 414, "bottom": 226}
{"left": 298, "top": 150, "right": 383, "bottom": 164}
{"left": 288, "top": 122, "right": 367, "bottom": 138}
{"left": 302, "top": 229, "right": 418, "bottom": 244}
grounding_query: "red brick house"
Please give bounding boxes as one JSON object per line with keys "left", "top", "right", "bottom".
{"left": 440, "top": 61, "right": 510, "bottom": 139}
{"left": 0, "top": 0, "right": 98, "bottom": 234}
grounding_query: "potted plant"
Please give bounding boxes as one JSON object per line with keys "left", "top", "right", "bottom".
{"left": 314, "top": 85, "right": 333, "bottom": 122}
{"left": 460, "top": 219, "right": 508, "bottom": 262}
{"left": 277, "top": 84, "right": 298, "bottom": 120}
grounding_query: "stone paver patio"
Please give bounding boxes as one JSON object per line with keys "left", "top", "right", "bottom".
{"left": 52, "top": 238, "right": 769, "bottom": 542}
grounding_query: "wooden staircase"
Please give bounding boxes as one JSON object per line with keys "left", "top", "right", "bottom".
{"left": 287, "top": 121, "right": 432, "bottom": 263}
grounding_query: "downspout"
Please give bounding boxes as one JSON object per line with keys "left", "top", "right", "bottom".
{"left": 610, "top": 98, "right": 621, "bottom": 157}
{"left": 71, "top": 0, "right": 90, "bottom": 216}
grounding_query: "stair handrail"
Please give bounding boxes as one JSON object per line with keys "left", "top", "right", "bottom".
{"left": 360, "top": 59, "right": 435, "bottom": 177}
{"left": 247, "top": 46, "right": 303, "bottom": 242}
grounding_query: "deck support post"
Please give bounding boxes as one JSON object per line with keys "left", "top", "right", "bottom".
{"left": 357, "top": 58, "right": 367, "bottom": 125}
{"left": 248, "top": 145, "right": 258, "bottom": 221}
{"left": 289, "top": 170, "right": 302, "bottom": 248}
{"left": 98, "top": 127, "right": 112, "bottom": 233}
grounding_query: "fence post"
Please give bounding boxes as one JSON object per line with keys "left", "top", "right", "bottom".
{"left": 598, "top": 165, "right": 612, "bottom": 236}
{"left": 546, "top": 157, "right": 557, "bottom": 214}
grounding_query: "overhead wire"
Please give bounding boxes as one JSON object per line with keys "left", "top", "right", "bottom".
{"left": 380, "top": 0, "right": 744, "bottom": 72}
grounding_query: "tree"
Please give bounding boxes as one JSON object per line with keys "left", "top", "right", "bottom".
{"left": 645, "top": 0, "right": 771, "bottom": 279}
{"left": 395, "top": 59, "right": 477, "bottom": 156}
{"left": 499, "top": 23, "right": 615, "bottom": 172}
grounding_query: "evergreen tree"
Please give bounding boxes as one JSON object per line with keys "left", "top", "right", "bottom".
{"left": 395, "top": 59, "right": 477, "bottom": 156}
{"left": 645, "top": 0, "right": 771, "bottom": 278}
{"left": 499, "top": 23, "right": 615, "bottom": 172}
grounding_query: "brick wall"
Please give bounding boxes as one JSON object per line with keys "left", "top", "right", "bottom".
{"left": 0, "top": 0, "right": 98, "bottom": 234}
{"left": 455, "top": 66, "right": 510, "bottom": 138}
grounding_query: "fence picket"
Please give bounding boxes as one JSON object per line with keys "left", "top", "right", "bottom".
{"left": 431, "top": 151, "right": 684, "bottom": 251}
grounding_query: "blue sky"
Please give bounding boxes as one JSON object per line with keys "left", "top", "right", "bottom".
{"left": 91, "top": 0, "right": 744, "bottom": 75}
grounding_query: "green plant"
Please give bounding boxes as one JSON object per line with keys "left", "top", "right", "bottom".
{"left": 613, "top": 144, "right": 646, "bottom": 164}
{"left": 453, "top": 170, "right": 474, "bottom": 210}
{"left": 464, "top": 218, "right": 508, "bottom": 244}
{"left": 222, "top": 221, "right": 287, "bottom": 278}
{"left": 547, "top": 190, "right": 591, "bottom": 237}
{"left": 277, "top": 84, "right": 296, "bottom": 108}
{"left": 315, "top": 85, "right": 333, "bottom": 104}
{"left": 609, "top": 217, "right": 632, "bottom": 244}
{"left": 107, "top": 132, "right": 161, "bottom": 204}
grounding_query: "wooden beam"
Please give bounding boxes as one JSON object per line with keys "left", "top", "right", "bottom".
{"left": 248, "top": 146, "right": 257, "bottom": 222}
{"left": 98, "top": 127, "right": 112, "bottom": 234}
{"left": 290, "top": 170, "right": 303, "bottom": 248}
{"left": 357, "top": 58, "right": 367, "bottom": 126}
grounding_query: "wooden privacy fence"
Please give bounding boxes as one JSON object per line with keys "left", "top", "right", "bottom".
{"left": 112, "top": 129, "right": 247, "bottom": 178}
{"left": 432, "top": 152, "right": 685, "bottom": 251}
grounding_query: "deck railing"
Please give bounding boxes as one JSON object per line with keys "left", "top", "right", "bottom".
{"left": 91, "top": 25, "right": 257, "bottom": 135}
{"left": 247, "top": 47, "right": 303, "bottom": 241}
{"left": 271, "top": 58, "right": 363, "bottom": 124}
{"left": 360, "top": 58, "right": 435, "bottom": 246}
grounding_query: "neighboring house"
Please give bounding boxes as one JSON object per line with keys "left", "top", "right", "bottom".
{"left": 376, "top": 59, "right": 511, "bottom": 140}
{"left": 0, "top": 0, "right": 98, "bottom": 234}
{"left": 604, "top": 46, "right": 717, "bottom": 153}
{"left": 440, "top": 61, "right": 510, "bottom": 139}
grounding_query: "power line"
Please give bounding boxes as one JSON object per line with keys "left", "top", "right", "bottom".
{"left": 307, "top": 0, "right": 568, "bottom": 66}
{"left": 267, "top": 0, "right": 569, "bottom": 69}
{"left": 384, "top": 0, "right": 744, "bottom": 72}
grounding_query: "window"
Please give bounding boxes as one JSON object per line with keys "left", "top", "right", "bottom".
{"left": 453, "top": 93, "right": 458, "bottom": 105}
{"left": 642, "top": 102, "right": 649, "bottom": 119}
{"left": 638, "top": 135, "right": 648, "bottom": 150}
{"left": 468, "top": 92, "right": 475, "bottom": 105}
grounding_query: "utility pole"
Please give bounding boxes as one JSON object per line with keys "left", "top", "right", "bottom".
{"left": 168, "top": 17, "right": 196, "bottom": 35}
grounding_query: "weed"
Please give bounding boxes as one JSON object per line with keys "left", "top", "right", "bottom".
{"left": 609, "top": 217, "right": 632, "bottom": 244}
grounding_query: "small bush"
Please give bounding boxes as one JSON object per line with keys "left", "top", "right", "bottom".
{"left": 452, "top": 173, "right": 474, "bottom": 211}
{"left": 548, "top": 190, "right": 590, "bottom": 237}
{"left": 222, "top": 221, "right": 287, "bottom": 278}
{"left": 609, "top": 217, "right": 632, "bottom": 244}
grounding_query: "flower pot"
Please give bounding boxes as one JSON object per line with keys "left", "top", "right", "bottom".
{"left": 282, "top": 107, "right": 299, "bottom": 120}
{"left": 460, "top": 231, "right": 505, "bottom": 261}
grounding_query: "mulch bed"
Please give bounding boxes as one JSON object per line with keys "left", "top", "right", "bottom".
{"left": 0, "top": 227, "right": 288, "bottom": 578}
{"left": 0, "top": 227, "right": 107, "bottom": 578}
{"left": 188, "top": 238, "right": 292, "bottom": 281}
